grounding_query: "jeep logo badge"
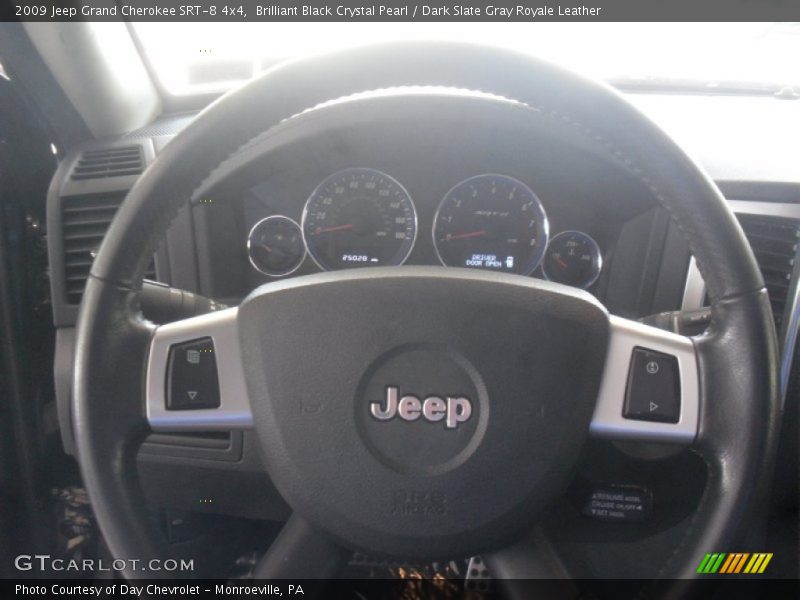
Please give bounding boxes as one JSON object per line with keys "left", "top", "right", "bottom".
{"left": 370, "top": 386, "right": 473, "bottom": 429}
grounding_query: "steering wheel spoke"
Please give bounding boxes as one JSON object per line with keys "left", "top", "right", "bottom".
{"left": 145, "top": 307, "right": 254, "bottom": 431}
{"left": 590, "top": 315, "right": 700, "bottom": 444}
{"left": 253, "top": 514, "right": 349, "bottom": 579}
{"left": 484, "top": 527, "right": 572, "bottom": 580}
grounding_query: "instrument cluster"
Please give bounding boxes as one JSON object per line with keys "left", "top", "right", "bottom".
{"left": 245, "top": 167, "right": 603, "bottom": 289}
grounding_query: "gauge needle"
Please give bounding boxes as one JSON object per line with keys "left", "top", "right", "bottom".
{"left": 555, "top": 257, "right": 569, "bottom": 269}
{"left": 445, "top": 230, "right": 487, "bottom": 241}
{"left": 314, "top": 224, "right": 355, "bottom": 235}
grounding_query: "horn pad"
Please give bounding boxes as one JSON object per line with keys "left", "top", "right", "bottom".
{"left": 238, "top": 267, "right": 609, "bottom": 558}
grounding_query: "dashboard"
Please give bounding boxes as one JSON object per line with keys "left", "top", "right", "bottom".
{"left": 190, "top": 92, "right": 654, "bottom": 306}
{"left": 244, "top": 168, "right": 600, "bottom": 287}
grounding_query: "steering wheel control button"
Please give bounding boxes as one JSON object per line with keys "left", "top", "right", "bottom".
{"left": 166, "top": 337, "right": 220, "bottom": 410}
{"left": 623, "top": 347, "right": 680, "bottom": 423}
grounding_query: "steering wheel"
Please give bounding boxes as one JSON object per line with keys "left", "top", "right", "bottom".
{"left": 73, "top": 43, "right": 780, "bottom": 589}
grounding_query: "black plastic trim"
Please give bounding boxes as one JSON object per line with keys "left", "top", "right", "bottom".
{"left": 140, "top": 431, "right": 243, "bottom": 463}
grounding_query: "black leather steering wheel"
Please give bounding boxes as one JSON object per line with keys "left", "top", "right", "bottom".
{"left": 73, "top": 43, "right": 780, "bottom": 588}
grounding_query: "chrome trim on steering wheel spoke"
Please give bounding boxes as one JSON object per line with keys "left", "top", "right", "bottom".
{"left": 146, "top": 307, "right": 253, "bottom": 431}
{"left": 590, "top": 315, "right": 699, "bottom": 443}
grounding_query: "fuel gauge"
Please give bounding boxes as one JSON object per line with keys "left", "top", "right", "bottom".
{"left": 247, "top": 216, "right": 306, "bottom": 277}
{"left": 542, "top": 231, "right": 602, "bottom": 289}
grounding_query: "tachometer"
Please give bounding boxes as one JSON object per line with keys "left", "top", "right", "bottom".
{"left": 302, "top": 168, "right": 417, "bottom": 271}
{"left": 432, "top": 174, "right": 549, "bottom": 275}
{"left": 542, "top": 230, "right": 603, "bottom": 289}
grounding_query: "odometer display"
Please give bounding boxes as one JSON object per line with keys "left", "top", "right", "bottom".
{"left": 302, "top": 168, "right": 417, "bottom": 271}
{"left": 433, "top": 174, "right": 549, "bottom": 275}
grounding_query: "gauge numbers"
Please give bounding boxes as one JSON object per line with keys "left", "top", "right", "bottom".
{"left": 433, "top": 174, "right": 549, "bottom": 276}
{"left": 302, "top": 168, "right": 417, "bottom": 271}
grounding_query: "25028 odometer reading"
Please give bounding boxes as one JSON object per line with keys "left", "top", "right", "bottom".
{"left": 302, "top": 168, "right": 417, "bottom": 271}
{"left": 433, "top": 174, "right": 549, "bottom": 275}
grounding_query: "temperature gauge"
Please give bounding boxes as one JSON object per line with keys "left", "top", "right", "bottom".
{"left": 247, "top": 216, "right": 306, "bottom": 277}
{"left": 542, "top": 231, "right": 602, "bottom": 289}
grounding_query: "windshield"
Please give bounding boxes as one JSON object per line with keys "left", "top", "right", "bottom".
{"left": 132, "top": 22, "right": 800, "bottom": 96}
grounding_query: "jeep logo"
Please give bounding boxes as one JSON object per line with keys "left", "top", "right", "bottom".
{"left": 370, "top": 386, "right": 473, "bottom": 429}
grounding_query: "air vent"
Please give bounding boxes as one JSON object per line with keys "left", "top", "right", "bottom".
{"left": 61, "top": 193, "right": 155, "bottom": 304}
{"left": 70, "top": 146, "right": 143, "bottom": 180}
{"left": 738, "top": 213, "right": 800, "bottom": 330}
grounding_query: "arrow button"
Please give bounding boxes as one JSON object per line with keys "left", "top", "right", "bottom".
{"left": 166, "top": 337, "right": 220, "bottom": 410}
{"left": 623, "top": 348, "right": 680, "bottom": 424}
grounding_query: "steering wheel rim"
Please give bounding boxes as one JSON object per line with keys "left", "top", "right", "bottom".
{"left": 73, "top": 42, "right": 780, "bottom": 585}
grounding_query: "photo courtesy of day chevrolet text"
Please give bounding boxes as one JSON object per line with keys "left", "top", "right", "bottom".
{"left": 15, "top": 583, "right": 304, "bottom": 597}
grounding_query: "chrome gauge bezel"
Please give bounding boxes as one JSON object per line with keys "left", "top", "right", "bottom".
{"left": 542, "top": 230, "right": 603, "bottom": 289}
{"left": 246, "top": 215, "right": 307, "bottom": 277}
{"left": 431, "top": 173, "right": 550, "bottom": 276}
{"left": 301, "top": 167, "right": 418, "bottom": 272}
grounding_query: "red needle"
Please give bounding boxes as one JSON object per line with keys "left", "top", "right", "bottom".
{"left": 555, "top": 257, "right": 569, "bottom": 269}
{"left": 445, "top": 230, "right": 487, "bottom": 241}
{"left": 314, "top": 223, "right": 354, "bottom": 235}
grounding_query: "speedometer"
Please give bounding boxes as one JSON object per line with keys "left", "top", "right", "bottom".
{"left": 432, "top": 174, "right": 549, "bottom": 276}
{"left": 302, "top": 168, "right": 417, "bottom": 271}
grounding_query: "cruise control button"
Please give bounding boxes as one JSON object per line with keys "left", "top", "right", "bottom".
{"left": 167, "top": 337, "right": 220, "bottom": 410}
{"left": 623, "top": 347, "right": 680, "bottom": 423}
